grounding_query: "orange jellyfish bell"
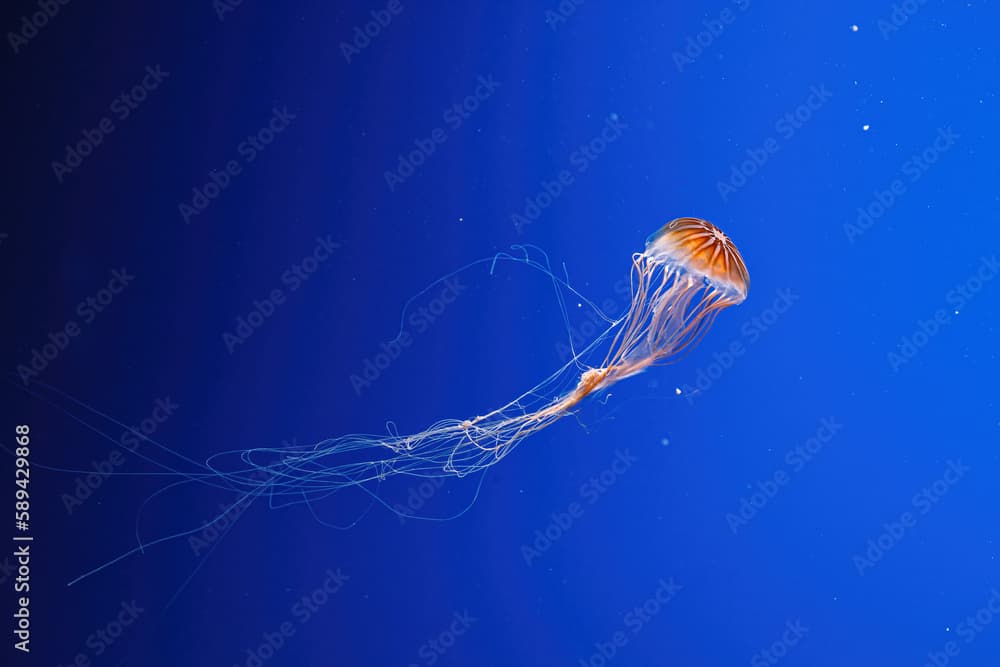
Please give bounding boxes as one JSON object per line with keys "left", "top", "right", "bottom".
{"left": 645, "top": 217, "right": 750, "bottom": 302}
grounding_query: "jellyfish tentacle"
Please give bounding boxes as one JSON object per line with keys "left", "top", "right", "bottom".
{"left": 60, "top": 219, "right": 748, "bottom": 585}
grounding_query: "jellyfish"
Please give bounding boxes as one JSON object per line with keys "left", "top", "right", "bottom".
{"left": 56, "top": 218, "right": 748, "bottom": 584}
{"left": 220, "top": 217, "right": 748, "bottom": 486}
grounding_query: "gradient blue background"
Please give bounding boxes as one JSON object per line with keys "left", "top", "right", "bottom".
{"left": 5, "top": 1, "right": 1000, "bottom": 665}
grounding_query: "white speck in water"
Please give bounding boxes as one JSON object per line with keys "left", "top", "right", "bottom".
{"left": 851, "top": 24, "right": 859, "bottom": 32}
{"left": 863, "top": 124, "right": 871, "bottom": 131}
{"left": 674, "top": 387, "right": 682, "bottom": 395}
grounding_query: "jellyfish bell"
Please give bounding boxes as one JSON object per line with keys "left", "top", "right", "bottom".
{"left": 645, "top": 217, "right": 750, "bottom": 303}
{"left": 594, "top": 217, "right": 750, "bottom": 382}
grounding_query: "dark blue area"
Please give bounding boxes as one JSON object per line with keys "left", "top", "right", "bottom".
{"left": 4, "top": 1, "right": 999, "bottom": 665}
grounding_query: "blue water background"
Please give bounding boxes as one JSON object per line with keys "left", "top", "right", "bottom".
{"left": 5, "top": 1, "right": 999, "bottom": 665}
